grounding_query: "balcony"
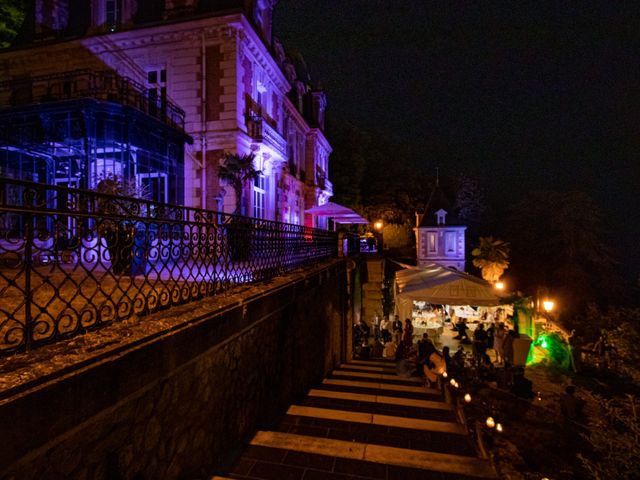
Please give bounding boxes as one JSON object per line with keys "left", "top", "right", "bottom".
{"left": 0, "top": 69, "right": 186, "bottom": 131}
{"left": 315, "top": 170, "right": 333, "bottom": 195}
{"left": 246, "top": 114, "right": 287, "bottom": 158}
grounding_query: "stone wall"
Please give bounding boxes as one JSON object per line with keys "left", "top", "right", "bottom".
{"left": 0, "top": 259, "right": 347, "bottom": 479}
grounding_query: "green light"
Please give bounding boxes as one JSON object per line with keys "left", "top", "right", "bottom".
{"left": 527, "top": 332, "right": 572, "bottom": 368}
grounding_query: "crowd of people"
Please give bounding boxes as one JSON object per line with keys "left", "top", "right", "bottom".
{"left": 354, "top": 311, "right": 532, "bottom": 396}
{"left": 354, "top": 311, "right": 589, "bottom": 428}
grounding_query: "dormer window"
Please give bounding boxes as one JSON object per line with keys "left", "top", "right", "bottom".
{"left": 435, "top": 208, "right": 447, "bottom": 225}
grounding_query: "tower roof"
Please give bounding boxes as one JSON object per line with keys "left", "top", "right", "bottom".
{"left": 418, "top": 185, "right": 464, "bottom": 227}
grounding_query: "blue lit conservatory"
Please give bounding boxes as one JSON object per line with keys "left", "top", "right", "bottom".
{"left": 0, "top": 69, "right": 189, "bottom": 204}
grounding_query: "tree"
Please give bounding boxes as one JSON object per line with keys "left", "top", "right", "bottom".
{"left": 217, "top": 152, "right": 260, "bottom": 216}
{"left": 472, "top": 236, "right": 510, "bottom": 283}
{"left": 454, "top": 173, "right": 487, "bottom": 226}
{"left": 328, "top": 118, "right": 432, "bottom": 227}
{"left": 504, "top": 190, "right": 622, "bottom": 318}
{"left": 0, "top": 0, "right": 25, "bottom": 48}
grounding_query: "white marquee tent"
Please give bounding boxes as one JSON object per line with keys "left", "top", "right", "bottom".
{"left": 394, "top": 263, "right": 500, "bottom": 321}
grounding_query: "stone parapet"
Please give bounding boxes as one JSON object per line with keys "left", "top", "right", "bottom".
{"left": 0, "top": 260, "right": 348, "bottom": 479}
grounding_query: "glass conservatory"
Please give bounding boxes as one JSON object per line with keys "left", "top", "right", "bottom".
{"left": 0, "top": 69, "right": 189, "bottom": 204}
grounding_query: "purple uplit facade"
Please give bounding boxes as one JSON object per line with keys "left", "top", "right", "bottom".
{"left": 0, "top": 0, "right": 332, "bottom": 226}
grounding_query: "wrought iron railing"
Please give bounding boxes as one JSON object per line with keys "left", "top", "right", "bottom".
{"left": 0, "top": 177, "right": 338, "bottom": 355}
{"left": 0, "top": 69, "right": 186, "bottom": 131}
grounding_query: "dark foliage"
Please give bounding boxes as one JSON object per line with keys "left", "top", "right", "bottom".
{"left": 0, "top": 0, "right": 25, "bottom": 48}
{"left": 504, "top": 190, "right": 624, "bottom": 319}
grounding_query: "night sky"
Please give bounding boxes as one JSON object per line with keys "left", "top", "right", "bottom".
{"left": 274, "top": 0, "right": 640, "bottom": 277}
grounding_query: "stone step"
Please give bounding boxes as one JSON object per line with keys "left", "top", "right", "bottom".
{"left": 278, "top": 413, "right": 476, "bottom": 456}
{"left": 322, "top": 378, "right": 439, "bottom": 395}
{"left": 224, "top": 444, "right": 489, "bottom": 480}
{"left": 315, "top": 381, "right": 442, "bottom": 402}
{"left": 330, "top": 369, "right": 424, "bottom": 384}
{"left": 287, "top": 405, "right": 466, "bottom": 435}
{"left": 349, "top": 358, "right": 396, "bottom": 367}
{"left": 307, "top": 388, "right": 452, "bottom": 410}
{"left": 339, "top": 363, "right": 395, "bottom": 373}
{"left": 249, "top": 431, "right": 496, "bottom": 478}
{"left": 301, "top": 393, "right": 456, "bottom": 423}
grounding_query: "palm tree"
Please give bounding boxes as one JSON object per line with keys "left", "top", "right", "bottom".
{"left": 472, "top": 236, "right": 510, "bottom": 284}
{"left": 217, "top": 152, "right": 261, "bottom": 216}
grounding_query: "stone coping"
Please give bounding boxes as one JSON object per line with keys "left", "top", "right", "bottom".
{"left": 0, "top": 259, "right": 343, "bottom": 401}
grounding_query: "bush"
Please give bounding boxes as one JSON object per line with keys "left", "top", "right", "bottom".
{"left": 381, "top": 223, "right": 413, "bottom": 249}
{"left": 579, "top": 392, "right": 640, "bottom": 480}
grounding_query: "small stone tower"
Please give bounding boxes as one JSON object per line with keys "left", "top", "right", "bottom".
{"left": 414, "top": 186, "right": 466, "bottom": 270}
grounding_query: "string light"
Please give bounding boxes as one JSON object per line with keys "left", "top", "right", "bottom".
{"left": 496, "top": 423, "right": 503, "bottom": 432}
{"left": 464, "top": 393, "right": 472, "bottom": 403}
{"left": 450, "top": 378, "right": 456, "bottom": 386}
{"left": 442, "top": 371, "right": 448, "bottom": 378}
{"left": 486, "top": 416, "right": 495, "bottom": 428}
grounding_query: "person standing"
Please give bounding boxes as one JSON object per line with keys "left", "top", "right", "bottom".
{"left": 503, "top": 329, "right": 517, "bottom": 366}
{"left": 473, "top": 323, "right": 488, "bottom": 359}
{"left": 358, "top": 319, "right": 371, "bottom": 345}
{"left": 494, "top": 323, "right": 507, "bottom": 365}
{"left": 403, "top": 318, "right": 414, "bottom": 349}
{"left": 568, "top": 329, "right": 582, "bottom": 373}
{"left": 380, "top": 316, "right": 391, "bottom": 343}
{"left": 486, "top": 322, "right": 495, "bottom": 350}
{"left": 392, "top": 315, "right": 403, "bottom": 344}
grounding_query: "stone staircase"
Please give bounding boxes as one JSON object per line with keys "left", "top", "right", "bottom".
{"left": 212, "top": 358, "right": 496, "bottom": 479}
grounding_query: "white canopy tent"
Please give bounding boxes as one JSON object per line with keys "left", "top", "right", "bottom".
{"left": 304, "top": 201, "right": 369, "bottom": 225}
{"left": 394, "top": 263, "right": 500, "bottom": 321}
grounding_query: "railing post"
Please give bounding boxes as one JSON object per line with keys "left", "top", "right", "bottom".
{"left": 23, "top": 213, "right": 33, "bottom": 351}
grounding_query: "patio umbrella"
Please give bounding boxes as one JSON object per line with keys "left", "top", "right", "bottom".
{"left": 304, "top": 202, "right": 369, "bottom": 224}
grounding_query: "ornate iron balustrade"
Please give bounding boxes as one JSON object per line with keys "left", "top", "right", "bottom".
{"left": 0, "top": 177, "right": 337, "bottom": 356}
{"left": 0, "top": 69, "right": 185, "bottom": 131}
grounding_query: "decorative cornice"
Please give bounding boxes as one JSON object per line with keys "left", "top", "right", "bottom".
{"left": 231, "top": 17, "right": 290, "bottom": 93}
{"left": 307, "top": 128, "right": 332, "bottom": 154}
{"left": 283, "top": 96, "right": 309, "bottom": 133}
{"left": 84, "top": 14, "right": 244, "bottom": 52}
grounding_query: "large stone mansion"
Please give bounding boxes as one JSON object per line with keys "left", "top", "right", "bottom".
{"left": 0, "top": 0, "right": 332, "bottom": 227}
